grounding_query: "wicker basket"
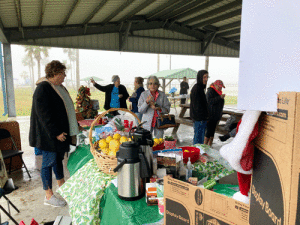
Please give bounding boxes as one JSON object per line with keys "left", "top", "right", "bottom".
{"left": 89, "top": 108, "right": 141, "bottom": 175}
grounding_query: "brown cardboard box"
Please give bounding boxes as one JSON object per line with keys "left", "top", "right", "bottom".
{"left": 164, "top": 176, "right": 249, "bottom": 225}
{"left": 250, "top": 92, "right": 300, "bottom": 225}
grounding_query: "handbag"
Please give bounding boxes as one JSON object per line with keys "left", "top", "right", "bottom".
{"left": 156, "top": 114, "right": 176, "bottom": 129}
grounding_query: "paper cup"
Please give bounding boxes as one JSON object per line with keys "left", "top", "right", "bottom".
{"left": 157, "top": 197, "right": 165, "bottom": 215}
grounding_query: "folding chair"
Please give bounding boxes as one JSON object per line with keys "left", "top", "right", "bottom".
{"left": 0, "top": 129, "right": 31, "bottom": 178}
{"left": 0, "top": 180, "right": 20, "bottom": 225}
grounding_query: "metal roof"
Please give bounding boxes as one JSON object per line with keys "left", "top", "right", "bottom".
{"left": 0, "top": 0, "right": 242, "bottom": 57}
{"left": 147, "top": 68, "right": 197, "bottom": 79}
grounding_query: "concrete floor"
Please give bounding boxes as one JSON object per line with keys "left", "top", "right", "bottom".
{"left": 0, "top": 108, "right": 228, "bottom": 224}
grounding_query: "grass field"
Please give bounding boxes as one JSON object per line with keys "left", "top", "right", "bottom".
{"left": 0, "top": 87, "right": 237, "bottom": 121}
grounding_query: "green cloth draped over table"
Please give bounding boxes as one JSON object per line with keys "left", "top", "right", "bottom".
{"left": 100, "top": 183, "right": 163, "bottom": 225}
{"left": 59, "top": 159, "right": 114, "bottom": 225}
{"left": 67, "top": 144, "right": 93, "bottom": 176}
{"left": 63, "top": 145, "right": 163, "bottom": 225}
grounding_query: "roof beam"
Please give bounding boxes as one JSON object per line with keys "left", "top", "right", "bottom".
{"left": 117, "top": 0, "right": 156, "bottom": 22}
{"left": 38, "top": 0, "right": 47, "bottom": 27}
{"left": 102, "top": 0, "right": 135, "bottom": 24}
{"left": 146, "top": 0, "right": 181, "bottom": 19}
{"left": 165, "top": 23, "right": 205, "bottom": 40}
{"left": 14, "top": 0, "right": 24, "bottom": 38}
{"left": 201, "top": 32, "right": 216, "bottom": 55}
{"left": 119, "top": 22, "right": 132, "bottom": 51}
{"left": 181, "top": 0, "right": 242, "bottom": 25}
{"left": 227, "top": 35, "right": 240, "bottom": 41}
{"left": 160, "top": 1, "right": 204, "bottom": 20}
{"left": 191, "top": 9, "right": 242, "bottom": 29}
{"left": 218, "top": 20, "right": 241, "bottom": 31}
{"left": 172, "top": 0, "right": 224, "bottom": 21}
{"left": 82, "top": 0, "right": 109, "bottom": 25}
{"left": 61, "top": 0, "right": 80, "bottom": 27}
{"left": 150, "top": 0, "right": 191, "bottom": 20}
{"left": 216, "top": 28, "right": 240, "bottom": 37}
{"left": 7, "top": 21, "right": 165, "bottom": 42}
{"left": 0, "top": 17, "right": 8, "bottom": 43}
{"left": 166, "top": 23, "right": 239, "bottom": 51}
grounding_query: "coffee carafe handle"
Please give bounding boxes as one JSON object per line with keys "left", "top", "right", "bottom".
{"left": 113, "top": 159, "right": 127, "bottom": 172}
{"left": 139, "top": 152, "right": 151, "bottom": 178}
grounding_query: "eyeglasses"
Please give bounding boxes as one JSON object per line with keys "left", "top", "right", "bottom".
{"left": 149, "top": 82, "right": 158, "bottom": 85}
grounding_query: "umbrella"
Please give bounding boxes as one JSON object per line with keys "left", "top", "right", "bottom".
{"left": 80, "top": 76, "right": 103, "bottom": 82}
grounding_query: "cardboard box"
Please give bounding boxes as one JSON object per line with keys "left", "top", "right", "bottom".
{"left": 164, "top": 176, "right": 249, "bottom": 225}
{"left": 250, "top": 92, "right": 300, "bottom": 225}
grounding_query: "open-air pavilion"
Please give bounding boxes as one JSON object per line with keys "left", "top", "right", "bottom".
{"left": 0, "top": 0, "right": 242, "bottom": 117}
{"left": 146, "top": 67, "right": 197, "bottom": 92}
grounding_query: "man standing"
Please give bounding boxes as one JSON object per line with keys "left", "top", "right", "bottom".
{"left": 190, "top": 70, "right": 209, "bottom": 144}
{"left": 180, "top": 76, "right": 189, "bottom": 104}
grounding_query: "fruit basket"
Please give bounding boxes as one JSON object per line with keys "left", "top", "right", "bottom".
{"left": 89, "top": 108, "right": 140, "bottom": 175}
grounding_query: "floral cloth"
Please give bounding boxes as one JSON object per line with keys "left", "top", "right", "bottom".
{"left": 58, "top": 159, "right": 115, "bottom": 225}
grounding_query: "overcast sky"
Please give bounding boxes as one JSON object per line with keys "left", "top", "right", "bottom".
{"left": 10, "top": 44, "right": 239, "bottom": 85}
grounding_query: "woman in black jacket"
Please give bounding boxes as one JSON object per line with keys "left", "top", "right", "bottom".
{"left": 205, "top": 80, "right": 225, "bottom": 146}
{"left": 29, "top": 60, "right": 80, "bottom": 207}
{"left": 190, "top": 70, "right": 209, "bottom": 144}
{"left": 91, "top": 75, "right": 129, "bottom": 113}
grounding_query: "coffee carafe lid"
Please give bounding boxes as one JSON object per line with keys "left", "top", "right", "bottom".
{"left": 118, "top": 141, "right": 140, "bottom": 160}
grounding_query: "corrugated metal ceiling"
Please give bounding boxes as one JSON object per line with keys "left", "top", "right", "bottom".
{"left": 0, "top": 0, "right": 242, "bottom": 57}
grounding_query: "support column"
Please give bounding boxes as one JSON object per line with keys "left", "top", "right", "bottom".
{"left": 3, "top": 43, "right": 16, "bottom": 117}
{"left": 205, "top": 56, "right": 209, "bottom": 71}
{"left": 76, "top": 49, "right": 80, "bottom": 90}
{"left": 162, "top": 78, "right": 166, "bottom": 93}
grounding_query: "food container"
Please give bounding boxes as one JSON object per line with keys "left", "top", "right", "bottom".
{"left": 179, "top": 146, "right": 200, "bottom": 164}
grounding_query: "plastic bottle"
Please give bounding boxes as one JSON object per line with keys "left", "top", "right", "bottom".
{"left": 179, "top": 159, "right": 186, "bottom": 180}
{"left": 187, "top": 157, "right": 192, "bottom": 179}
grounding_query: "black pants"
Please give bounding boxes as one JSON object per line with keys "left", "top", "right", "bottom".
{"left": 205, "top": 120, "right": 219, "bottom": 138}
{"left": 181, "top": 98, "right": 186, "bottom": 104}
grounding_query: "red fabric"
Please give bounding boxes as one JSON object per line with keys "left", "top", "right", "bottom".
{"left": 237, "top": 172, "right": 252, "bottom": 196}
{"left": 19, "top": 222, "right": 26, "bottom": 225}
{"left": 151, "top": 91, "right": 159, "bottom": 128}
{"left": 236, "top": 119, "right": 259, "bottom": 171}
{"left": 210, "top": 84, "right": 222, "bottom": 95}
{"left": 213, "top": 80, "right": 225, "bottom": 88}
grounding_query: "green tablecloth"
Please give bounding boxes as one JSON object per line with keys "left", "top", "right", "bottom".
{"left": 67, "top": 144, "right": 93, "bottom": 176}
{"left": 64, "top": 148, "right": 163, "bottom": 225}
{"left": 100, "top": 184, "right": 163, "bottom": 225}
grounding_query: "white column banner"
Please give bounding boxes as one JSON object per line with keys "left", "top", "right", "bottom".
{"left": 238, "top": 1, "right": 300, "bottom": 111}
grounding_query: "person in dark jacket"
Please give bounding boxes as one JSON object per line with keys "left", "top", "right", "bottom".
{"left": 129, "top": 77, "right": 145, "bottom": 124}
{"left": 205, "top": 80, "right": 225, "bottom": 146}
{"left": 29, "top": 60, "right": 80, "bottom": 207}
{"left": 190, "top": 70, "right": 209, "bottom": 144}
{"left": 180, "top": 76, "right": 189, "bottom": 104}
{"left": 91, "top": 75, "right": 129, "bottom": 113}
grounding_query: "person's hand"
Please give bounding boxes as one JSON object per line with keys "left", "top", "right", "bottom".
{"left": 90, "top": 78, "right": 95, "bottom": 84}
{"left": 118, "top": 94, "right": 123, "bottom": 98}
{"left": 57, "top": 132, "right": 67, "bottom": 142}
{"left": 221, "top": 94, "right": 226, "bottom": 99}
{"left": 146, "top": 95, "right": 154, "bottom": 104}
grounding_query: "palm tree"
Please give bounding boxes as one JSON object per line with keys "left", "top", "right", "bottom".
{"left": 63, "top": 48, "right": 76, "bottom": 82}
{"left": 19, "top": 71, "right": 29, "bottom": 85}
{"left": 22, "top": 49, "right": 35, "bottom": 90}
{"left": 32, "top": 46, "right": 50, "bottom": 79}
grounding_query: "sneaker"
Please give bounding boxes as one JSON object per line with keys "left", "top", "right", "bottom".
{"left": 219, "top": 134, "right": 230, "bottom": 142}
{"left": 44, "top": 195, "right": 67, "bottom": 207}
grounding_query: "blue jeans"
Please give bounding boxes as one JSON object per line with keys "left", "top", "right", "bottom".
{"left": 193, "top": 121, "right": 207, "bottom": 145}
{"left": 40, "top": 149, "right": 65, "bottom": 190}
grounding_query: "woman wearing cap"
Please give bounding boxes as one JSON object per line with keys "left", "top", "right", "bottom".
{"left": 205, "top": 80, "right": 226, "bottom": 146}
{"left": 91, "top": 75, "right": 129, "bottom": 112}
